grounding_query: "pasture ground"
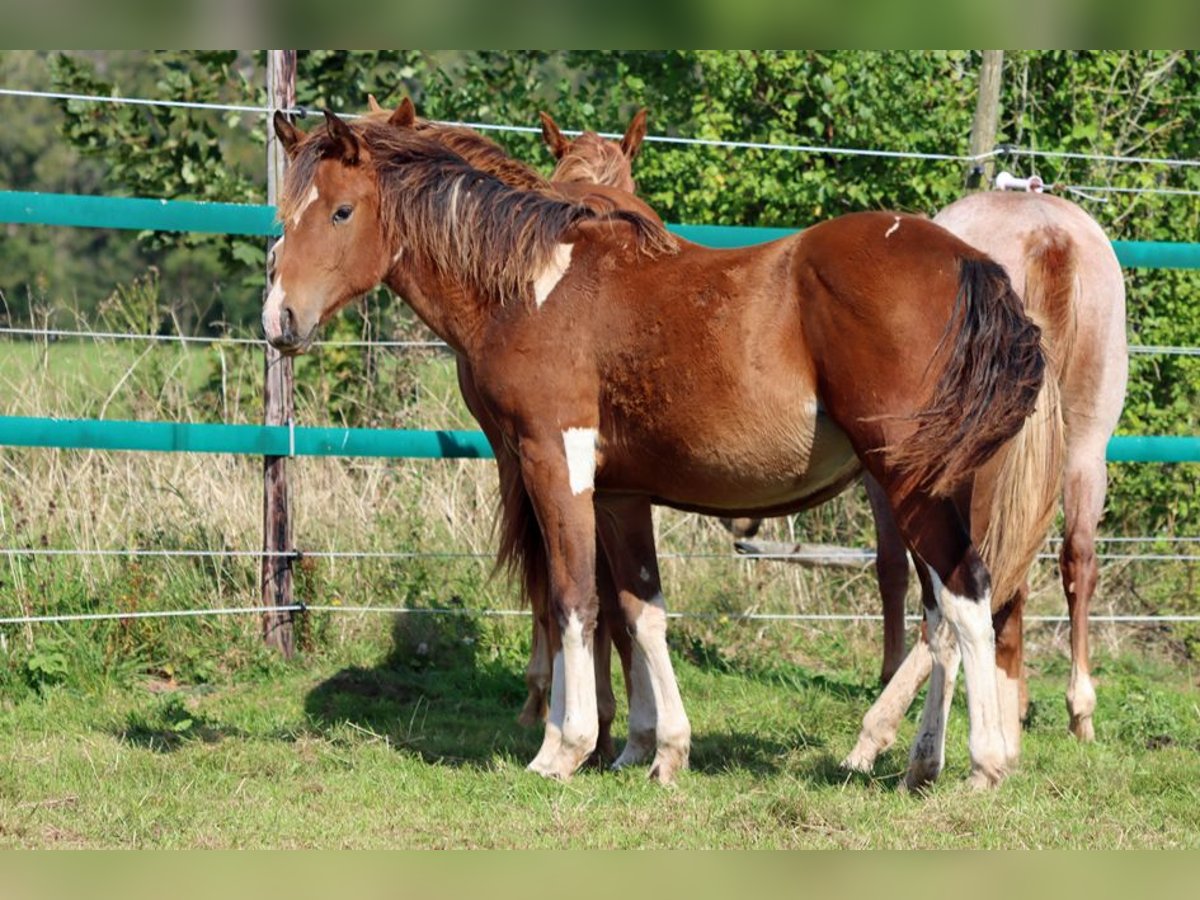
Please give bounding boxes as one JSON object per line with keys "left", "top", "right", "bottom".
{"left": 2, "top": 617, "right": 1198, "bottom": 849}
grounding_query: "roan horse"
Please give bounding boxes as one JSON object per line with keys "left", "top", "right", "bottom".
{"left": 264, "top": 108, "right": 1049, "bottom": 787}
{"left": 842, "top": 190, "right": 1127, "bottom": 774}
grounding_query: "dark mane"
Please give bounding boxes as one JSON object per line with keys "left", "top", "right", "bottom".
{"left": 281, "top": 117, "right": 675, "bottom": 304}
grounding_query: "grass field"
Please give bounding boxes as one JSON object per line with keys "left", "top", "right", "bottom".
{"left": 2, "top": 618, "right": 1199, "bottom": 849}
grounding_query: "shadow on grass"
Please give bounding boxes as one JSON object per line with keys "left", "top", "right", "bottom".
{"left": 115, "top": 694, "right": 246, "bottom": 753}
{"left": 302, "top": 610, "right": 536, "bottom": 769}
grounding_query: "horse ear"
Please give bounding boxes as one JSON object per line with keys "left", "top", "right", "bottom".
{"left": 621, "top": 108, "right": 648, "bottom": 160}
{"left": 367, "top": 94, "right": 384, "bottom": 114}
{"left": 322, "top": 110, "right": 360, "bottom": 165}
{"left": 273, "top": 111, "right": 303, "bottom": 159}
{"left": 389, "top": 97, "right": 417, "bottom": 128}
{"left": 539, "top": 111, "right": 570, "bottom": 160}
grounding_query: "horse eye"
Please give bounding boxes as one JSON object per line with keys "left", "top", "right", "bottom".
{"left": 332, "top": 205, "right": 354, "bottom": 225}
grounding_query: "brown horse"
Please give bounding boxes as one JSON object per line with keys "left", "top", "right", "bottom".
{"left": 361, "top": 100, "right": 651, "bottom": 759}
{"left": 264, "top": 109, "right": 1048, "bottom": 787}
{"left": 544, "top": 121, "right": 1078, "bottom": 782}
{"left": 539, "top": 108, "right": 646, "bottom": 194}
{"left": 843, "top": 190, "right": 1127, "bottom": 774}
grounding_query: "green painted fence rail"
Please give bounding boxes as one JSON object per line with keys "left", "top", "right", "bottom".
{"left": 0, "top": 417, "right": 1196, "bottom": 463}
{"left": 0, "top": 416, "right": 494, "bottom": 459}
{"left": 3, "top": 191, "right": 1200, "bottom": 269}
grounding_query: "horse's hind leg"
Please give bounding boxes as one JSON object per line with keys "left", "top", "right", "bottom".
{"left": 866, "top": 474, "right": 910, "bottom": 683}
{"left": 896, "top": 496, "right": 1008, "bottom": 789}
{"left": 596, "top": 496, "right": 690, "bottom": 784}
{"left": 591, "top": 554, "right": 619, "bottom": 764}
{"left": 993, "top": 586, "right": 1026, "bottom": 768}
{"left": 842, "top": 563, "right": 934, "bottom": 773}
{"left": 1061, "top": 450, "right": 1106, "bottom": 742}
{"left": 904, "top": 597, "right": 961, "bottom": 790}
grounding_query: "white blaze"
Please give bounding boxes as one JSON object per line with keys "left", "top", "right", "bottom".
{"left": 291, "top": 185, "right": 320, "bottom": 226}
{"left": 533, "top": 243, "right": 574, "bottom": 307}
{"left": 562, "top": 427, "right": 598, "bottom": 495}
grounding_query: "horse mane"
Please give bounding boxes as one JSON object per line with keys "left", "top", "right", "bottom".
{"left": 281, "top": 117, "right": 675, "bottom": 305}
{"left": 552, "top": 132, "right": 636, "bottom": 193}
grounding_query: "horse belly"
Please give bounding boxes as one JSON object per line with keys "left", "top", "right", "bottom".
{"left": 603, "top": 401, "right": 861, "bottom": 512}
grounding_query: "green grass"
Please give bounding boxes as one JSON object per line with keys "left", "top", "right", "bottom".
{"left": 2, "top": 617, "right": 1198, "bottom": 849}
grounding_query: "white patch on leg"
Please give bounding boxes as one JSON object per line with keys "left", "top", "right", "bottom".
{"left": 613, "top": 641, "right": 657, "bottom": 770}
{"left": 290, "top": 185, "right": 319, "bottom": 226}
{"left": 639, "top": 566, "right": 651, "bottom": 583}
{"left": 527, "top": 646, "right": 565, "bottom": 774}
{"left": 905, "top": 607, "right": 960, "bottom": 790}
{"left": 885, "top": 216, "right": 901, "bottom": 238}
{"left": 843, "top": 637, "right": 933, "bottom": 772}
{"left": 633, "top": 594, "right": 690, "bottom": 782}
{"left": 527, "top": 611, "right": 598, "bottom": 779}
{"left": 1067, "top": 662, "right": 1096, "bottom": 742}
{"left": 533, "top": 243, "right": 574, "bottom": 307}
{"left": 929, "top": 568, "right": 1008, "bottom": 788}
{"left": 562, "top": 427, "right": 598, "bottom": 495}
{"left": 997, "top": 668, "right": 1023, "bottom": 768}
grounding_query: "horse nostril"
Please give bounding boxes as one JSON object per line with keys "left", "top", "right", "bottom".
{"left": 282, "top": 306, "right": 297, "bottom": 340}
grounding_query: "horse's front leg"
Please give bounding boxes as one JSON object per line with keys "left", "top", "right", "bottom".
{"left": 519, "top": 429, "right": 601, "bottom": 780}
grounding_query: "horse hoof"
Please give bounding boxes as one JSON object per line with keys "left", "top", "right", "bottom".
{"left": 841, "top": 741, "right": 880, "bottom": 774}
{"left": 1069, "top": 715, "right": 1095, "bottom": 742}
{"left": 647, "top": 745, "right": 689, "bottom": 785}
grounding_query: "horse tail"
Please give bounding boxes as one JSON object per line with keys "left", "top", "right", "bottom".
{"left": 887, "top": 256, "right": 1046, "bottom": 498}
{"left": 977, "top": 228, "right": 1075, "bottom": 606}
{"left": 978, "top": 359, "right": 1065, "bottom": 607}
{"left": 493, "top": 455, "right": 551, "bottom": 725}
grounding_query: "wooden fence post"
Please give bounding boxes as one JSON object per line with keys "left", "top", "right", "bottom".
{"left": 262, "top": 49, "right": 297, "bottom": 656}
{"left": 966, "top": 50, "right": 1004, "bottom": 191}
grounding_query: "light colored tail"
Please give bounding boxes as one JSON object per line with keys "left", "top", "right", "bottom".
{"left": 979, "top": 229, "right": 1076, "bottom": 605}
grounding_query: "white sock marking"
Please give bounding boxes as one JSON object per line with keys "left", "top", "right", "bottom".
{"left": 907, "top": 606, "right": 960, "bottom": 785}
{"left": 929, "top": 568, "right": 1008, "bottom": 785}
{"left": 635, "top": 595, "right": 690, "bottom": 763}
{"left": 533, "top": 243, "right": 574, "bottom": 307}
{"left": 998, "top": 669, "right": 1022, "bottom": 765}
{"left": 562, "top": 427, "right": 598, "bottom": 495}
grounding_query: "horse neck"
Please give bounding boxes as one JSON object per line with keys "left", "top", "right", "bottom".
{"left": 384, "top": 262, "right": 491, "bottom": 358}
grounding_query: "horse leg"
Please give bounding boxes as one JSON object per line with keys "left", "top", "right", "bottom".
{"left": 904, "top": 600, "right": 961, "bottom": 790}
{"left": 993, "top": 586, "right": 1026, "bottom": 769}
{"left": 1061, "top": 453, "right": 1105, "bottom": 742}
{"left": 865, "top": 474, "right": 910, "bottom": 683}
{"left": 591, "top": 553, "right": 619, "bottom": 764}
{"left": 518, "top": 613, "right": 551, "bottom": 727}
{"left": 842, "top": 562, "right": 935, "bottom": 773}
{"left": 898, "top": 496, "right": 1008, "bottom": 789}
{"left": 518, "top": 436, "right": 600, "bottom": 780}
{"left": 596, "top": 495, "right": 691, "bottom": 784}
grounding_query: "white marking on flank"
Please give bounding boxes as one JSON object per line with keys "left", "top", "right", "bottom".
{"left": 291, "top": 185, "right": 319, "bottom": 226}
{"left": 562, "top": 428, "right": 597, "bottom": 495}
{"left": 885, "top": 216, "right": 901, "bottom": 238}
{"left": 534, "top": 243, "right": 574, "bottom": 307}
